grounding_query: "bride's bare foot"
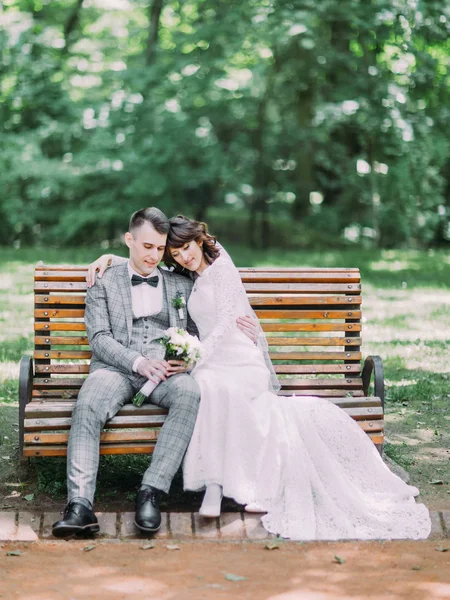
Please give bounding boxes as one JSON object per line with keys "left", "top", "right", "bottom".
{"left": 199, "top": 484, "right": 223, "bottom": 518}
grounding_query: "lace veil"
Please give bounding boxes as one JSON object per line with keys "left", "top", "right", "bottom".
{"left": 216, "top": 243, "right": 281, "bottom": 394}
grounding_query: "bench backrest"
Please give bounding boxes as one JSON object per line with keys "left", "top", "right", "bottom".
{"left": 33, "top": 265, "right": 362, "bottom": 399}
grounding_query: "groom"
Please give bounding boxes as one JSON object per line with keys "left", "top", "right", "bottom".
{"left": 52, "top": 207, "right": 255, "bottom": 538}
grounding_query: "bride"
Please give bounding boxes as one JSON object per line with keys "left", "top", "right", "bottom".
{"left": 90, "top": 215, "right": 431, "bottom": 541}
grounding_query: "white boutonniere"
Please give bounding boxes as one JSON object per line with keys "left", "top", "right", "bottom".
{"left": 171, "top": 292, "right": 186, "bottom": 319}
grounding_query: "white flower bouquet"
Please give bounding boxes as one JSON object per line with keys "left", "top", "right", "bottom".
{"left": 132, "top": 327, "right": 202, "bottom": 407}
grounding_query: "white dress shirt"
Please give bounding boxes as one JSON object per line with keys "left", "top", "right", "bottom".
{"left": 128, "top": 261, "right": 163, "bottom": 373}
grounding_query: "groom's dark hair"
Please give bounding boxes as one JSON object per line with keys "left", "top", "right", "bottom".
{"left": 129, "top": 207, "right": 170, "bottom": 235}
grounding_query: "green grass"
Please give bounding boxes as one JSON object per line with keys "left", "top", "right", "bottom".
{"left": 0, "top": 245, "right": 449, "bottom": 510}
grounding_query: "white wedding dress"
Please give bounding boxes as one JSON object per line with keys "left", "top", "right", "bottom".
{"left": 183, "top": 250, "right": 431, "bottom": 540}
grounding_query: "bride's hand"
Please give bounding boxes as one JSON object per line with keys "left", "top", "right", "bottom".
{"left": 236, "top": 315, "right": 259, "bottom": 344}
{"left": 86, "top": 254, "right": 113, "bottom": 288}
{"left": 167, "top": 360, "right": 190, "bottom": 375}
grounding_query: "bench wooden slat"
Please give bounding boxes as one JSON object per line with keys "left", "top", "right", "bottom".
{"left": 35, "top": 282, "right": 87, "bottom": 292}
{"left": 22, "top": 432, "right": 385, "bottom": 457}
{"left": 35, "top": 281, "right": 362, "bottom": 294}
{"left": 35, "top": 295, "right": 86, "bottom": 305}
{"left": 255, "top": 310, "right": 361, "bottom": 319}
{"left": 24, "top": 406, "right": 382, "bottom": 432}
{"left": 250, "top": 296, "right": 362, "bottom": 306}
{"left": 34, "top": 350, "right": 92, "bottom": 359}
{"left": 31, "top": 388, "right": 366, "bottom": 399}
{"left": 32, "top": 377, "right": 363, "bottom": 390}
{"left": 240, "top": 272, "right": 361, "bottom": 283}
{"left": 35, "top": 309, "right": 86, "bottom": 318}
{"left": 25, "top": 403, "right": 168, "bottom": 418}
{"left": 24, "top": 396, "right": 381, "bottom": 419}
{"left": 269, "top": 351, "right": 361, "bottom": 360}
{"left": 266, "top": 337, "right": 362, "bottom": 346}
{"left": 35, "top": 364, "right": 90, "bottom": 374}
{"left": 35, "top": 323, "right": 86, "bottom": 331}
{"left": 244, "top": 283, "right": 361, "bottom": 293}
{"left": 34, "top": 335, "right": 363, "bottom": 348}
{"left": 24, "top": 414, "right": 168, "bottom": 431}
{"left": 238, "top": 267, "right": 360, "bottom": 273}
{"left": 262, "top": 323, "right": 362, "bottom": 332}
{"left": 274, "top": 364, "right": 360, "bottom": 374}
{"left": 35, "top": 336, "right": 89, "bottom": 346}
{"left": 24, "top": 419, "right": 385, "bottom": 447}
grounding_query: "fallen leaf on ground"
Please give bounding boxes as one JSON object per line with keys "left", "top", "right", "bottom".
{"left": 5, "top": 483, "right": 23, "bottom": 487}
{"left": 83, "top": 545, "right": 96, "bottom": 552}
{"left": 166, "top": 544, "right": 180, "bottom": 551}
{"left": 435, "top": 546, "right": 449, "bottom": 552}
{"left": 429, "top": 480, "right": 444, "bottom": 485}
{"left": 334, "top": 555, "right": 345, "bottom": 564}
{"left": 5, "top": 491, "right": 21, "bottom": 499}
{"left": 264, "top": 542, "right": 280, "bottom": 550}
{"left": 224, "top": 573, "right": 247, "bottom": 582}
{"left": 6, "top": 550, "right": 22, "bottom": 557}
{"left": 411, "top": 566, "right": 420, "bottom": 571}
{"left": 140, "top": 543, "right": 155, "bottom": 550}
{"left": 24, "top": 494, "right": 35, "bottom": 502}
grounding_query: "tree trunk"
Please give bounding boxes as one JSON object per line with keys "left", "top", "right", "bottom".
{"left": 147, "top": 0, "right": 164, "bottom": 66}
{"left": 62, "top": 0, "right": 85, "bottom": 54}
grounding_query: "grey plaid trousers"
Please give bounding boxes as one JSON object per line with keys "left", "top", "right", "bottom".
{"left": 67, "top": 369, "right": 200, "bottom": 502}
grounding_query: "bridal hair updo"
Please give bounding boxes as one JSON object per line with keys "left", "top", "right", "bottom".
{"left": 164, "top": 215, "right": 220, "bottom": 269}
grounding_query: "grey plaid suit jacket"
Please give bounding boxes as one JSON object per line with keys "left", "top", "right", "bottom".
{"left": 85, "top": 263, "right": 197, "bottom": 375}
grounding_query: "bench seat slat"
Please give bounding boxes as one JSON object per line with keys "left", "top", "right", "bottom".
{"left": 32, "top": 377, "right": 363, "bottom": 389}
{"left": 24, "top": 406, "right": 382, "bottom": 431}
{"left": 31, "top": 388, "right": 367, "bottom": 399}
{"left": 22, "top": 432, "right": 385, "bottom": 456}
{"left": 24, "top": 396, "right": 381, "bottom": 419}
{"left": 35, "top": 350, "right": 92, "bottom": 359}
{"left": 24, "top": 418, "right": 385, "bottom": 448}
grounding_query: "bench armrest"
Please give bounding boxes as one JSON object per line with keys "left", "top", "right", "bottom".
{"left": 362, "top": 355, "right": 384, "bottom": 411}
{"left": 19, "top": 355, "right": 34, "bottom": 459}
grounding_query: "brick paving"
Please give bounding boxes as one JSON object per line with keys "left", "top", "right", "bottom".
{"left": 0, "top": 509, "right": 448, "bottom": 541}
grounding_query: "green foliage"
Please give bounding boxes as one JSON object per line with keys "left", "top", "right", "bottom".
{"left": 0, "top": 0, "right": 450, "bottom": 247}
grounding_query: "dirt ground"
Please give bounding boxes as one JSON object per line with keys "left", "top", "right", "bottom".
{"left": 1, "top": 540, "right": 450, "bottom": 600}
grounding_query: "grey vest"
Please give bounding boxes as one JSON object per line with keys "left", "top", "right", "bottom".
{"left": 129, "top": 290, "right": 170, "bottom": 361}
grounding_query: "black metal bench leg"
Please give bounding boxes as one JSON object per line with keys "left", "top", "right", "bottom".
{"left": 19, "top": 355, "right": 33, "bottom": 462}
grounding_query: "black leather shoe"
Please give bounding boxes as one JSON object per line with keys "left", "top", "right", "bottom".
{"left": 135, "top": 487, "right": 162, "bottom": 533}
{"left": 52, "top": 501, "right": 100, "bottom": 538}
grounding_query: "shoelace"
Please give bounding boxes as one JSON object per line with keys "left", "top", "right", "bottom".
{"left": 139, "top": 489, "right": 160, "bottom": 508}
{"left": 61, "top": 501, "right": 82, "bottom": 517}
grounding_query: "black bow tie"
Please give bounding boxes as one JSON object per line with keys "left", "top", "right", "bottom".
{"left": 131, "top": 274, "right": 159, "bottom": 288}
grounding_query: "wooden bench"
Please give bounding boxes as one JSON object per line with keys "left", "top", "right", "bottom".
{"left": 19, "top": 265, "right": 385, "bottom": 459}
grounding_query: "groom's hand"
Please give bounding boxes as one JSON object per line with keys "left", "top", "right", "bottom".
{"left": 136, "top": 358, "right": 170, "bottom": 383}
{"left": 236, "top": 315, "right": 259, "bottom": 344}
{"left": 167, "top": 359, "right": 190, "bottom": 375}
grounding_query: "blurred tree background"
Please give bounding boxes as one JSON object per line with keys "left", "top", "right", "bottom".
{"left": 1, "top": 0, "right": 449, "bottom": 250}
